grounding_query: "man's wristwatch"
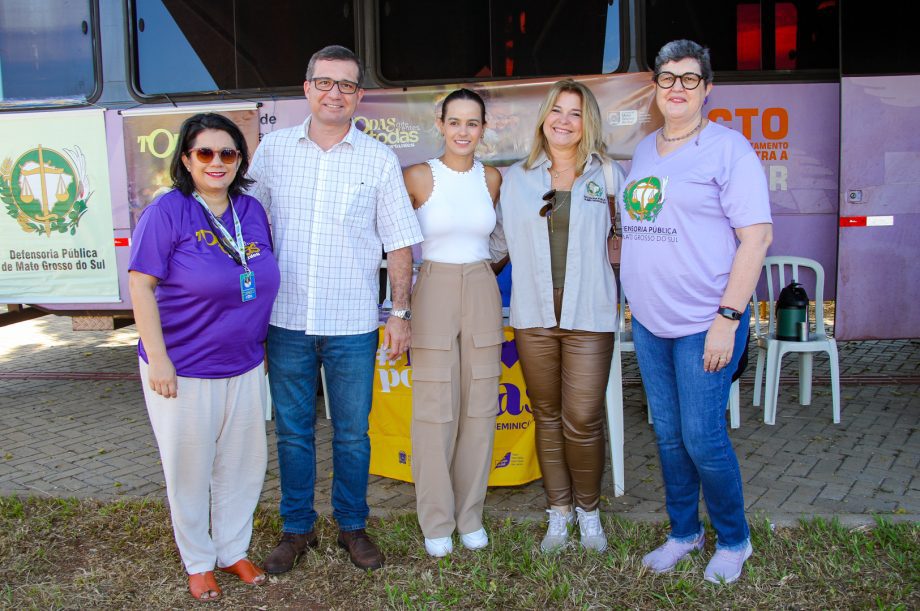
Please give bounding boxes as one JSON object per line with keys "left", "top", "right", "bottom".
{"left": 717, "top": 306, "right": 742, "bottom": 321}
{"left": 389, "top": 309, "right": 412, "bottom": 321}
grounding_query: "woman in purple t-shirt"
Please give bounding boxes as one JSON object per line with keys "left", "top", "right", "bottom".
{"left": 620, "top": 41, "right": 772, "bottom": 584}
{"left": 129, "top": 113, "right": 280, "bottom": 602}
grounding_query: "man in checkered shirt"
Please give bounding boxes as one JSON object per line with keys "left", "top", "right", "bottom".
{"left": 248, "top": 45, "right": 422, "bottom": 572}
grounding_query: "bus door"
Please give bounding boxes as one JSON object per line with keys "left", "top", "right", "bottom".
{"left": 835, "top": 7, "right": 920, "bottom": 340}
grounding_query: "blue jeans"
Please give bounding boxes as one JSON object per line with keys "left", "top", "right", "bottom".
{"left": 632, "top": 310, "right": 751, "bottom": 549}
{"left": 267, "top": 325, "right": 377, "bottom": 533}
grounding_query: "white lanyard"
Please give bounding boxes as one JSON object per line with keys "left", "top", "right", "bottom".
{"left": 192, "top": 191, "right": 248, "bottom": 271}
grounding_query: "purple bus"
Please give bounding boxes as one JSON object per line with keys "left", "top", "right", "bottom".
{"left": 1, "top": 0, "right": 916, "bottom": 340}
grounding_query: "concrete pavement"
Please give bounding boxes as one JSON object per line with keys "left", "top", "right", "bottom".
{"left": 1, "top": 316, "right": 917, "bottom": 525}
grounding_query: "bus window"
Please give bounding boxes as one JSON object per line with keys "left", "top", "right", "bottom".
{"left": 644, "top": 0, "right": 838, "bottom": 74}
{"left": 378, "top": 0, "right": 624, "bottom": 83}
{"left": 842, "top": 4, "right": 919, "bottom": 75}
{"left": 0, "top": 0, "right": 96, "bottom": 107}
{"left": 131, "top": 0, "right": 356, "bottom": 95}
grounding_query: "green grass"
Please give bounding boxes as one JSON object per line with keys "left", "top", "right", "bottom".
{"left": 0, "top": 496, "right": 916, "bottom": 609}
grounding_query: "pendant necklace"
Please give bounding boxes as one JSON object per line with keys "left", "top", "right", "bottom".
{"left": 551, "top": 164, "right": 575, "bottom": 179}
{"left": 660, "top": 116, "right": 704, "bottom": 143}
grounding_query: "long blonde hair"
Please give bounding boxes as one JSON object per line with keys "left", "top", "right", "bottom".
{"left": 524, "top": 79, "right": 607, "bottom": 172}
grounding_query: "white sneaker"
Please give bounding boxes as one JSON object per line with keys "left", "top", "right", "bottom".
{"left": 642, "top": 532, "right": 705, "bottom": 573}
{"left": 424, "top": 536, "right": 453, "bottom": 557}
{"left": 704, "top": 541, "right": 753, "bottom": 584}
{"left": 460, "top": 527, "right": 488, "bottom": 550}
{"left": 575, "top": 507, "right": 608, "bottom": 552}
{"left": 540, "top": 508, "right": 574, "bottom": 552}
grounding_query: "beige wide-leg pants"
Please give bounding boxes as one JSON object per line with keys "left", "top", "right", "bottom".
{"left": 410, "top": 260, "right": 504, "bottom": 539}
{"left": 140, "top": 358, "right": 267, "bottom": 574}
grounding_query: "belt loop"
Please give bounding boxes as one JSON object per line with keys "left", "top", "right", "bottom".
{"left": 424, "top": 261, "right": 431, "bottom": 276}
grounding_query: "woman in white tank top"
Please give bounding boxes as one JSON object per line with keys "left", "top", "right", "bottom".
{"left": 402, "top": 89, "right": 503, "bottom": 558}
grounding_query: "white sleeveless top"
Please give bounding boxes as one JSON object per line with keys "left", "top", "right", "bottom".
{"left": 416, "top": 158, "right": 496, "bottom": 264}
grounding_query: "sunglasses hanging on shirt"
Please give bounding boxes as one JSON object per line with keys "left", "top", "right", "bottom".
{"left": 540, "top": 189, "right": 569, "bottom": 233}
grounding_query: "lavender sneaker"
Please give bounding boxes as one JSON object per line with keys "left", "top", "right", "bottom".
{"left": 642, "top": 532, "right": 705, "bottom": 573}
{"left": 704, "top": 541, "right": 753, "bottom": 584}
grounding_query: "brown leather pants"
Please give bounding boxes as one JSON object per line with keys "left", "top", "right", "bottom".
{"left": 514, "top": 288, "right": 614, "bottom": 511}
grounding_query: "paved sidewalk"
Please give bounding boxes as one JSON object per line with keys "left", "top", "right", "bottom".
{"left": 0, "top": 316, "right": 917, "bottom": 526}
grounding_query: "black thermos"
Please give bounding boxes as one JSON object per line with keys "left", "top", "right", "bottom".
{"left": 776, "top": 281, "right": 809, "bottom": 340}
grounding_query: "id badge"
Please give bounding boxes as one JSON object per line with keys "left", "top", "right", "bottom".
{"left": 240, "top": 270, "right": 256, "bottom": 302}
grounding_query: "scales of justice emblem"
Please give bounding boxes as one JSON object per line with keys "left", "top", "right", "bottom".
{"left": 0, "top": 145, "right": 92, "bottom": 237}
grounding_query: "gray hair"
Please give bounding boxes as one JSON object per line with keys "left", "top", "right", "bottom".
{"left": 654, "top": 39, "right": 713, "bottom": 84}
{"left": 305, "top": 45, "right": 365, "bottom": 86}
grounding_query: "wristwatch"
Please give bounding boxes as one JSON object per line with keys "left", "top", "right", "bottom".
{"left": 717, "top": 306, "right": 742, "bottom": 321}
{"left": 390, "top": 308, "right": 412, "bottom": 321}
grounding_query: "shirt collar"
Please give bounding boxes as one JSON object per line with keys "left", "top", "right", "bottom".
{"left": 299, "top": 115, "right": 358, "bottom": 150}
{"left": 534, "top": 149, "right": 605, "bottom": 172}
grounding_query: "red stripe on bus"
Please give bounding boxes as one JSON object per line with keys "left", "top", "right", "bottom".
{"left": 114, "top": 237, "right": 130, "bottom": 247}
{"left": 839, "top": 216, "right": 867, "bottom": 227}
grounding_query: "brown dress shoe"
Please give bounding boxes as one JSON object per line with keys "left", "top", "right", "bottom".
{"left": 337, "top": 529, "right": 384, "bottom": 570}
{"left": 263, "top": 531, "right": 318, "bottom": 574}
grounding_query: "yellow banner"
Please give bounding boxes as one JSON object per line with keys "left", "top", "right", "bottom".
{"left": 369, "top": 327, "right": 541, "bottom": 486}
{"left": 0, "top": 108, "right": 118, "bottom": 303}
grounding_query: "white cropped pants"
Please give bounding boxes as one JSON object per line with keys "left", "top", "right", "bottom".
{"left": 140, "top": 358, "right": 268, "bottom": 574}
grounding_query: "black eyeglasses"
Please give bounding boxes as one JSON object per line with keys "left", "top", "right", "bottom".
{"left": 188, "top": 147, "right": 240, "bottom": 164}
{"left": 310, "top": 78, "right": 360, "bottom": 94}
{"left": 539, "top": 189, "right": 557, "bottom": 218}
{"left": 654, "top": 71, "right": 704, "bottom": 90}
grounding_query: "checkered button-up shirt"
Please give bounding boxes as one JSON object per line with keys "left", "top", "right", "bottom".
{"left": 248, "top": 117, "right": 422, "bottom": 335}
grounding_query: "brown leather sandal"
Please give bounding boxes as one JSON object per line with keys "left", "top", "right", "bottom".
{"left": 188, "top": 571, "right": 221, "bottom": 602}
{"left": 219, "top": 558, "right": 267, "bottom": 585}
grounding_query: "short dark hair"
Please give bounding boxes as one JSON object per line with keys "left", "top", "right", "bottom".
{"left": 440, "top": 88, "right": 487, "bottom": 123}
{"left": 305, "top": 45, "right": 364, "bottom": 86}
{"left": 655, "top": 39, "right": 714, "bottom": 84}
{"left": 170, "top": 113, "right": 254, "bottom": 196}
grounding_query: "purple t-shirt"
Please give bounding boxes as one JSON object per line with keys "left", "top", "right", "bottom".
{"left": 129, "top": 189, "right": 280, "bottom": 377}
{"left": 620, "top": 122, "right": 772, "bottom": 338}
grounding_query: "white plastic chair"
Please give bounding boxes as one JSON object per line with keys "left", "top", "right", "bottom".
{"left": 603, "top": 288, "right": 632, "bottom": 497}
{"left": 728, "top": 378, "right": 740, "bottom": 428}
{"left": 645, "top": 374, "right": 740, "bottom": 427}
{"left": 605, "top": 290, "right": 741, "bottom": 497}
{"left": 752, "top": 256, "right": 841, "bottom": 425}
{"left": 633, "top": 313, "right": 742, "bottom": 428}
{"left": 628, "top": 315, "right": 740, "bottom": 428}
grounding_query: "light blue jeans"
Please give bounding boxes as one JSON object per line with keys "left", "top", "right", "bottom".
{"left": 267, "top": 325, "right": 377, "bottom": 533}
{"left": 632, "top": 310, "right": 751, "bottom": 549}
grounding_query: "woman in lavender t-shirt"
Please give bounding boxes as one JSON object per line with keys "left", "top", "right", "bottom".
{"left": 128, "top": 113, "right": 280, "bottom": 602}
{"left": 620, "top": 40, "right": 772, "bottom": 584}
